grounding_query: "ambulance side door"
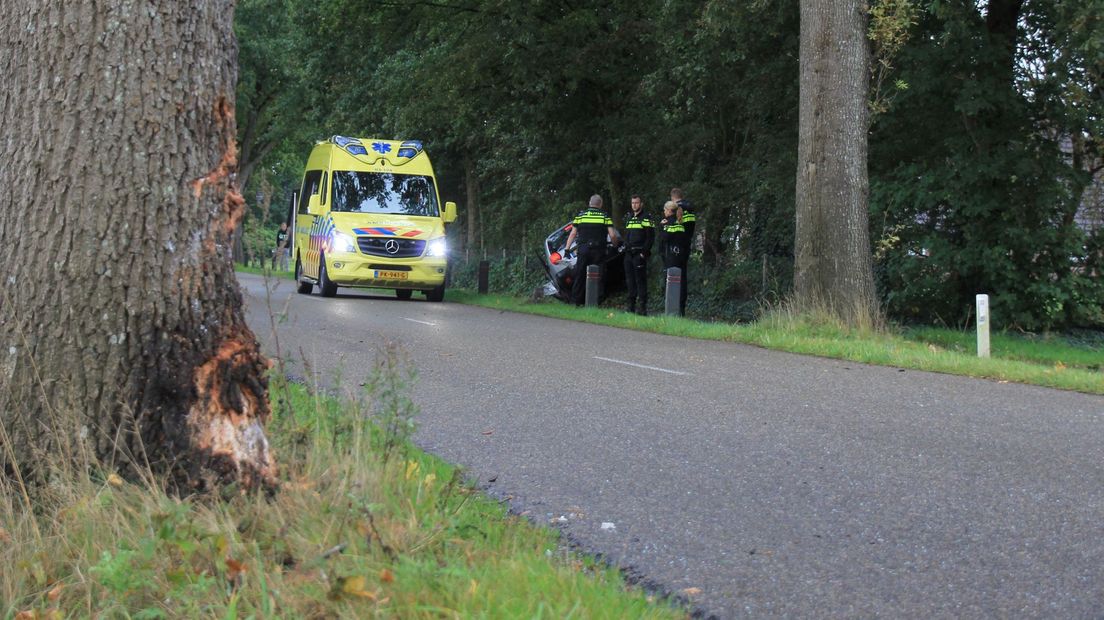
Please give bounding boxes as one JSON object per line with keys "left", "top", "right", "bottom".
{"left": 296, "top": 169, "right": 324, "bottom": 277}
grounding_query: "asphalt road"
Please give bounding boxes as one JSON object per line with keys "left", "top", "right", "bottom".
{"left": 237, "top": 273, "right": 1104, "bottom": 618}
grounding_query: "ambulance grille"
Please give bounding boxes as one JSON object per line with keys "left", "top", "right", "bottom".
{"left": 357, "top": 237, "right": 425, "bottom": 258}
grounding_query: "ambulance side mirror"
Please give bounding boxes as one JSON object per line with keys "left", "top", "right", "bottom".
{"left": 307, "top": 193, "right": 323, "bottom": 215}
{"left": 443, "top": 201, "right": 458, "bottom": 224}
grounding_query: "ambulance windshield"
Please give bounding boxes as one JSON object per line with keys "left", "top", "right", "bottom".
{"left": 330, "top": 171, "right": 439, "bottom": 217}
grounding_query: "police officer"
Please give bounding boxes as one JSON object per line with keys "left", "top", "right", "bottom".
{"left": 622, "top": 195, "right": 654, "bottom": 315}
{"left": 670, "top": 187, "right": 696, "bottom": 239}
{"left": 658, "top": 200, "right": 689, "bottom": 315}
{"left": 670, "top": 187, "right": 695, "bottom": 312}
{"left": 564, "top": 194, "right": 620, "bottom": 306}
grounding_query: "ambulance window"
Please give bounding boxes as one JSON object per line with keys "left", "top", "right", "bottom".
{"left": 330, "top": 171, "right": 440, "bottom": 217}
{"left": 298, "top": 170, "right": 322, "bottom": 214}
{"left": 320, "top": 173, "right": 328, "bottom": 205}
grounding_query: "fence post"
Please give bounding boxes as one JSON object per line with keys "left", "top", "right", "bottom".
{"left": 665, "top": 267, "right": 682, "bottom": 316}
{"left": 585, "top": 265, "right": 601, "bottom": 307}
{"left": 478, "top": 260, "right": 489, "bottom": 294}
{"left": 976, "top": 294, "right": 990, "bottom": 358}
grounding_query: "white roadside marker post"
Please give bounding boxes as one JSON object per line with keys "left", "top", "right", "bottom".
{"left": 976, "top": 294, "right": 990, "bottom": 358}
{"left": 665, "top": 267, "right": 682, "bottom": 316}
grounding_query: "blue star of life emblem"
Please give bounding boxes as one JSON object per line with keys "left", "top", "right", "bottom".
{"left": 371, "top": 142, "right": 392, "bottom": 154}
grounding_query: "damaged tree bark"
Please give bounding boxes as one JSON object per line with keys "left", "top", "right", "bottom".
{"left": 0, "top": 0, "right": 276, "bottom": 491}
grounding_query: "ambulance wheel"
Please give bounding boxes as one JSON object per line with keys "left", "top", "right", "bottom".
{"left": 425, "top": 284, "right": 445, "bottom": 302}
{"left": 295, "top": 257, "right": 313, "bottom": 295}
{"left": 318, "top": 254, "right": 338, "bottom": 297}
{"left": 396, "top": 289, "right": 413, "bottom": 300}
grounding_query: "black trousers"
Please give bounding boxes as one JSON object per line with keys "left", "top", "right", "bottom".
{"left": 662, "top": 258, "right": 689, "bottom": 315}
{"left": 624, "top": 251, "right": 648, "bottom": 312}
{"left": 571, "top": 246, "right": 605, "bottom": 305}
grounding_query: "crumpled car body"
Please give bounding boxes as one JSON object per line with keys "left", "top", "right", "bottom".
{"left": 539, "top": 222, "right": 625, "bottom": 301}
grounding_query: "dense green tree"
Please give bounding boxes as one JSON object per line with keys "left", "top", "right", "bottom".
{"left": 870, "top": 0, "right": 1103, "bottom": 329}
{"left": 236, "top": 0, "right": 309, "bottom": 198}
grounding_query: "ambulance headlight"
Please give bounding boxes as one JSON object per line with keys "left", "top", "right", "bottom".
{"left": 426, "top": 238, "right": 447, "bottom": 257}
{"left": 331, "top": 231, "right": 356, "bottom": 253}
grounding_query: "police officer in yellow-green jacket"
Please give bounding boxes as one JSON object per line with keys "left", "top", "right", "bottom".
{"left": 670, "top": 187, "right": 696, "bottom": 239}
{"left": 622, "top": 195, "right": 655, "bottom": 315}
{"left": 658, "top": 200, "right": 690, "bottom": 316}
{"left": 564, "top": 194, "right": 621, "bottom": 306}
{"left": 670, "top": 187, "right": 695, "bottom": 313}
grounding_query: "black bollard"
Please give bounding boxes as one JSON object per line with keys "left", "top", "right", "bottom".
{"left": 665, "top": 267, "right": 682, "bottom": 316}
{"left": 477, "top": 260, "right": 489, "bottom": 294}
{"left": 585, "top": 265, "right": 601, "bottom": 307}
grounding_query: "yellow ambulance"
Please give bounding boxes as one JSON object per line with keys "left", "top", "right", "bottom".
{"left": 293, "top": 136, "right": 457, "bottom": 301}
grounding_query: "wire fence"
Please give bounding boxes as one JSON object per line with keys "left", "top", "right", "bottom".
{"left": 449, "top": 251, "right": 551, "bottom": 297}
{"left": 448, "top": 248, "right": 794, "bottom": 322}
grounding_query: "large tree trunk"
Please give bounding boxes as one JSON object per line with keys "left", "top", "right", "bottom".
{"left": 984, "top": 0, "right": 1024, "bottom": 88}
{"left": 607, "top": 166, "right": 625, "bottom": 226}
{"left": 703, "top": 204, "right": 730, "bottom": 266}
{"left": 794, "top": 0, "right": 878, "bottom": 325}
{"left": 236, "top": 90, "right": 279, "bottom": 198}
{"left": 0, "top": 0, "right": 276, "bottom": 491}
{"left": 464, "top": 155, "right": 480, "bottom": 254}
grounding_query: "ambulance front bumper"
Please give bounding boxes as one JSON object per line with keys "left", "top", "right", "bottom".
{"left": 325, "top": 253, "right": 447, "bottom": 289}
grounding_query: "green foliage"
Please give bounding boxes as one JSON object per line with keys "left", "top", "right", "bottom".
{"left": 361, "top": 343, "right": 420, "bottom": 463}
{"left": 870, "top": 1, "right": 1104, "bottom": 330}
{"left": 235, "top": 0, "right": 311, "bottom": 201}
{"left": 687, "top": 257, "right": 792, "bottom": 322}
{"left": 241, "top": 216, "right": 277, "bottom": 269}
{"left": 868, "top": 0, "right": 919, "bottom": 114}
{"left": 87, "top": 500, "right": 220, "bottom": 616}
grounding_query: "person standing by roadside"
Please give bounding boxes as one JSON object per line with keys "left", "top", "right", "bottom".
{"left": 670, "top": 188, "right": 695, "bottom": 312}
{"left": 564, "top": 195, "right": 621, "bottom": 306}
{"left": 658, "top": 200, "right": 689, "bottom": 315}
{"left": 670, "top": 187, "right": 696, "bottom": 240}
{"left": 622, "top": 195, "right": 654, "bottom": 315}
{"left": 273, "top": 221, "right": 290, "bottom": 271}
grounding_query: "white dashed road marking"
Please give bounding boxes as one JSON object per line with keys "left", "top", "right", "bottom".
{"left": 593, "top": 356, "right": 688, "bottom": 376}
{"left": 403, "top": 318, "right": 437, "bottom": 326}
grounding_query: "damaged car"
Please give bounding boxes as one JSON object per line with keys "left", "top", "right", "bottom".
{"left": 538, "top": 222, "right": 625, "bottom": 301}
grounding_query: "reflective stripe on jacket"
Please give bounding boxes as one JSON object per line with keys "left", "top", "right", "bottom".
{"left": 573, "top": 207, "right": 612, "bottom": 245}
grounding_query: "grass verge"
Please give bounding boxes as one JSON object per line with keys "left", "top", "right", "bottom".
{"left": 445, "top": 290, "right": 1103, "bottom": 395}
{"left": 1, "top": 355, "right": 684, "bottom": 619}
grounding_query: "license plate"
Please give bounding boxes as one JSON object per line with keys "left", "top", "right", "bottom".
{"left": 375, "top": 270, "right": 408, "bottom": 279}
